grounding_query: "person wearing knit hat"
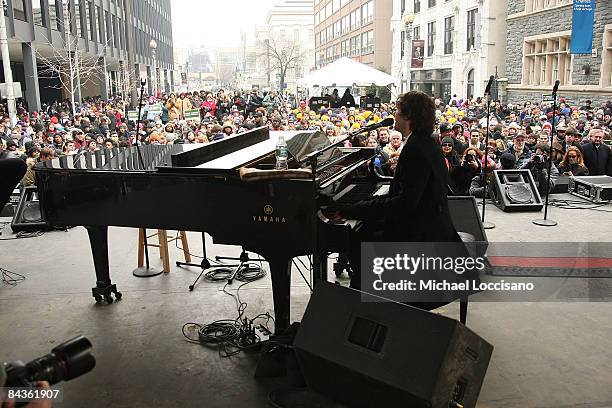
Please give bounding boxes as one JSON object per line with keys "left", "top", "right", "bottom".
{"left": 222, "top": 122, "right": 234, "bottom": 136}
{"left": 441, "top": 136, "right": 460, "bottom": 176}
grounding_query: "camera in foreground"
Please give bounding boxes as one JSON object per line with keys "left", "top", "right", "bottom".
{"left": 3, "top": 336, "right": 95, "bottom": 388}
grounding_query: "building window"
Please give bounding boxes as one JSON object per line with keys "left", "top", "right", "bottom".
{"left": 105, "top": 11, "right": 111, "bottom": 46}
{"left": 466, "top": 69, "right": 474, "bottom": 98}
{"left": 401, "top": 30, "right": 405, "bottom": 59}
{"left": 522, "top": 34, "right": 572, "bottom": 86}
{"left": 97, "top": 6, "right": 104, "bottom": 44}
{"left": 413, "top": 25, "right": 420, "bottom": 40}
{"left": 350, "top": 8, "right": 361, "bottom": 31}
{"left": 466, "top": 8, "right": 477, "bottom": 51}
{"left": 13, "top": 0, "right": 27, "bottom": 21}
{"left": 444, "top": 16, "right": 453, "bottom": 54}
{"left": 414, "top": 0, "right": 420, "bottom": 13}
{"left": 362, "top": 31, "right": 374, "bottom": 54}
{"left": 428, "top": 0, "right": 436, "bottom": 8}
{"left": 361, "top": 1, "right": 373, "bottom": 26}
{"left": 32, "top": 0, "right": 46, "bottom": 26}
{"left": 525, "top": 0, "right": 571, "bottom": 13}
{"left": 76, "top": 0, "right": 86, "bottom": 38}
{"left": 427, "top": 21, "right": 435, "bottom": 56}
{"left": 401, "top": 0, "right": 406, "bottom": 14}
{"left": 88, "top": 2, "right": 96, "bottom": 42}
{"left": 112, "top": 15, "right": 119, "bottom": 48}
{"left": 602, "top": 26, "right": 612, "bottom": 88}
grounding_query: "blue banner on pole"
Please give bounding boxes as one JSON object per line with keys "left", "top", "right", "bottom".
{"left": 571, "top": 0, "right": 596, "bottom": 54}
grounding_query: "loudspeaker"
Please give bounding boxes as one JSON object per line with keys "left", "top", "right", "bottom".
{"left": 11, "top": 186, "right": 48, "bottom": 232}
{"left": 294, "top": 283, "right": 493, "bottom": 408}
{"left": 490, "top": 170, "right": 543, "bottom": 212}
{"left": 360, "top": 96, "right": 381, "bottom": 110}
{"left": 551, "top": 175, "right": 570, "bottom": 194}
{"left": 309, "top": 97, "right": 330, "bottom": 113}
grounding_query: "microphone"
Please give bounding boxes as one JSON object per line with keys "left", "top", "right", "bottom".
{"left": 552, "top": 79, "right": 560, "bottom": 94}
{"left": 484, "top": 75, "right": 494, "bottom": 95}
{"left": 355, "top": 117, "right": 395, "bottom": 134}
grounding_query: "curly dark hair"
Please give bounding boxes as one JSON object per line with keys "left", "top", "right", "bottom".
{"left": 396, "top": 91, "right": 436, "bottom": 135}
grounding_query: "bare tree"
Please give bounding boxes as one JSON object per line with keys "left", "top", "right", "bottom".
{"left": 22, "top": 2, "right": 108, "bottom": 116}
{"left": 260, "top": 34, "right": 307, "bottom": 92}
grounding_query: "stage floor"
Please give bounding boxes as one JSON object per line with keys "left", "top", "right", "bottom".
{"left": 1, "top": 194, "right": 611, "bottom": 407}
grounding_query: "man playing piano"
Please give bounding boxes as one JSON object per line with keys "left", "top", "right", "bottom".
{"left": 331, "top": 91, "right": 471, "bottom": 308}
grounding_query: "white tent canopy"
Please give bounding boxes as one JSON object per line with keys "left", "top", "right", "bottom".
{"left": 297, "top": 57, "right": 398, "bottom": 88}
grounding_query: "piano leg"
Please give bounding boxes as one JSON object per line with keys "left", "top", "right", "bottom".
{"left": 268, "top": 257, "right": 292, "bottom": 334}
{"left": 85, "top": 226, "right": 122, "bottom": 303}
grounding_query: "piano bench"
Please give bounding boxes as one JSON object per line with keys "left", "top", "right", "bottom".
{"left": 138, "top": 229, "right": 191, "bottom": 273}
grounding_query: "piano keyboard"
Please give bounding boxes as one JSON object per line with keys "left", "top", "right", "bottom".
{"left": 333, "top": 183, "right": 389, "bottom": 204}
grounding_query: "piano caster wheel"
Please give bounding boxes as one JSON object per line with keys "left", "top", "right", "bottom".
{"left": 104, "top": 295, "right": 114, "bottom": 304}
{"left": 115, "top": 292, "right": 122, "bottom": 300}
{"left": 176, "top": 261, "right": 181, "bottom": 267}
{"left": 188, "top": 285, "right": 195, "bottom": 291}
{"left": 94, "top": 295, "right": 103, "bottom": 303}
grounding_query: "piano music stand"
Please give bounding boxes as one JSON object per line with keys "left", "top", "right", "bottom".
{"left": 176, "top": 232, "right": 240, "bottom": 291}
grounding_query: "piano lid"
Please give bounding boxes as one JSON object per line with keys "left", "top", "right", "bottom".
{"left": 171, "top": 126, "right": 270, "bottom": 167}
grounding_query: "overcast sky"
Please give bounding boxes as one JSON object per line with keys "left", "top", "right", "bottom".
{"left": 171, "top": 0, "right": 279, "bottom": 49}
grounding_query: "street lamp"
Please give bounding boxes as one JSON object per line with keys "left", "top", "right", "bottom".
{"left": 403, "top": 13, "right": 415, "bottom": 94}
{"left": 149, "top": 39, "right": 158, "bottom": 95}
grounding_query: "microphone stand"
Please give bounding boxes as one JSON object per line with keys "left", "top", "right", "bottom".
{"left": 132, "top": 78, "right": 162, "bottom": 278}
{"left": 533, "top": 80, "right": 559, "bottom": 227}
{"left": 481, "top": 77, "right": 495, "bottom": 230}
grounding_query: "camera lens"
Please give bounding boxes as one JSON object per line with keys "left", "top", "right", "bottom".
{"left": 26, "top": 336, "right": 95, "bottom": 385}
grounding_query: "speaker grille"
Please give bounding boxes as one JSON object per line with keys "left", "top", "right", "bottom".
{"left": 505, "top": 184, "right": 534, "bottom": 204}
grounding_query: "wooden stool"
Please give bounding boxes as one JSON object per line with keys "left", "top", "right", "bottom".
{"left": 138, "top": 230, "right": 191, "bottom": 273}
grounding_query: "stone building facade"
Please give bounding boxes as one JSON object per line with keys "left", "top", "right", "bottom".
{"left": 506, "top": 0, "right": 612, "bottom": 105}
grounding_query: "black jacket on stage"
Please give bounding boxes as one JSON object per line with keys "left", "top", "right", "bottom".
{"left": 340, "top": 130, "right": 461, "bottom": 243}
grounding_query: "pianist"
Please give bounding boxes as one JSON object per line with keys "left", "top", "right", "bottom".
{"left": 332, "top": 91, "right": 468, "bottom": 298}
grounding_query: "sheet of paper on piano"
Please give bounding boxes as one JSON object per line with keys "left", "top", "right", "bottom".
{"left": 374, "top": 184, "right": 389, "bottom": 196}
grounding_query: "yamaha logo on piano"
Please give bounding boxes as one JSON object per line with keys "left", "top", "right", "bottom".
{"left": 253, "top": 205, "right": 287, "bottom": 224}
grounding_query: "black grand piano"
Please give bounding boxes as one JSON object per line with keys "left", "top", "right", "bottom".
{"left": 35, "top": 127, "right": 389, "bottom": 332}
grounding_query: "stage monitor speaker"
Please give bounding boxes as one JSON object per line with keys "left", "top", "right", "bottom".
{"left": 11, "top": 186, "right": 48, "bottom": 232}
{"left": 294, "top": 283, "right": 494, "bottom": 408}
{"left": 490, "top": 170, "right": 543, "bottom": 212}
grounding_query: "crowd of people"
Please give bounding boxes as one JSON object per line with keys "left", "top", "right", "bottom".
{"left": 0, "top": 88, "right": 611, "bottom": 198}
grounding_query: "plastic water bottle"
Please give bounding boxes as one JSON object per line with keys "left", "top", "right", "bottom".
{"left": 275, "top": 135, "right": 288, "bottom": 170}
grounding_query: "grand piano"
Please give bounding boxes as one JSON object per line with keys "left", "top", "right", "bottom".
{"left": 35, "top": 127, "right": 387, "bottom": 332}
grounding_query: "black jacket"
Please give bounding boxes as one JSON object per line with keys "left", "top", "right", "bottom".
{"left": 582, "top": 143, "right": 611, "bottom": 176}
{"left": 340, "top": 131, "right": 461, "bottom": 243}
